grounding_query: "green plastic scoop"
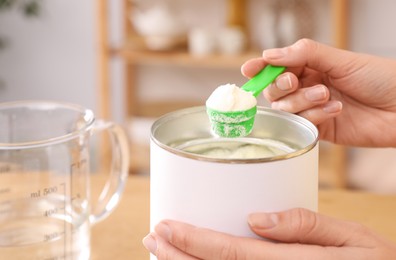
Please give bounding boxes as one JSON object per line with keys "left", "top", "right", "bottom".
{"left": 207, "top": 65, "right": 286, "bottom": 138}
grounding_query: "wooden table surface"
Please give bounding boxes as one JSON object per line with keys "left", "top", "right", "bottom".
{"left": 91, "top": 175, "right": 396, "bottom": 260}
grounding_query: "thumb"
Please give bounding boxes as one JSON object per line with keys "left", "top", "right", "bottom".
{"left": 248, "top": 208, "right": 373, "bottom": 247}
{"left": 262, "top": 38, "right": 360, "bottom": 78}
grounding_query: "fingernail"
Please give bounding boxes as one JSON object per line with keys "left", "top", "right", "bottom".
{"left": 142, "top": 234, "right": 157, "bottom": 254}
{"left": 305, "top": 86, "right": 327, "bottom": 102}
{"left": 263, "top": 48, "right": 286, "bottom": 59}
{"left": 323, "top": 101, "right": 343, "bottom": 113}
{"left": 275, "top": 74, "right": 292, "bottom": 91}
{"left": 155, "top": 222, "right": 172, "bottom": 241}
{"left": 248, "top": 213, "right": 278, "bottom": 229}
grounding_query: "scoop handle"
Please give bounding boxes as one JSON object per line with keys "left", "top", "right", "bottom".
{"left": 241, "top": 65, "right": 286, "bottom": 97}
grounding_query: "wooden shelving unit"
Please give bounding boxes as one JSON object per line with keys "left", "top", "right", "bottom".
{"left": 97, "top": 0, "right": 350, "bottom": 187}
{"left": 112, "top": 48, "right": 260, "bottom": 69}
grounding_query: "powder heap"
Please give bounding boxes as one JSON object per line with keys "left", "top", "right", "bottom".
{"left": 206, "top": 83, "right": 256, "bottom": 112}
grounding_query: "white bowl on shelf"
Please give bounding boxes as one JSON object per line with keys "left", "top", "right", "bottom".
{"left": 131, "top": 4, "right": 187, "bottom": 51}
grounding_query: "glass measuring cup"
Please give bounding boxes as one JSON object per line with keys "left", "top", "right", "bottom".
{"left": 0, "top": 101, "right": 130, "bottom": 259}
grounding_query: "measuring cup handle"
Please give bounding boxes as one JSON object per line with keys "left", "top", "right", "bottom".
{"left": 89, "top": 120, "right": 130, "bottom": 224}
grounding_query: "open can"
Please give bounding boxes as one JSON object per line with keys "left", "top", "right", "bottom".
{"left": 150, "top": 106, "right": 318, "bottom": 240}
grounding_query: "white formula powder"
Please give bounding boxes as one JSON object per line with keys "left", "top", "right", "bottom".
{"left": 176, "top": 138, "right": 295, "bottom": 159}
{"left": 206, "top": 83, "right": 257, "bottom": 112}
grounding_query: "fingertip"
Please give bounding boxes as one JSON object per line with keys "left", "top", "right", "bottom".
{"left": 248, "top": 212, "right": 278, "bottom": 230}
{"left": 262, "top": 47, "right": 287, "bottom": 60}
{"left": 241, "top": 60, "right": 249, "bottom": 74}
{"left": 304, "top": 85, "right": 329, "bottom": 103}
{"left": 323, "top": 100, "right": 343, "bottom": 114}
{"left": 143, "top": 233, "right": 158, "bottom": 255}
{"left": 241, "top": 58, "right": 266, "bottom": 78}
{"left": 297, "top": 101, "right": 342, "bottom": 126}
{"left": 262, "top": 73, "right": 299, "bottom": 103}
{"left": 155, "top": 221, "right": 172, "bottom": 241}
{"left": 274, "top": 73, "right": 294, "bottom": 91}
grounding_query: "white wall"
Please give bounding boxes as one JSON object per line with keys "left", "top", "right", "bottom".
{"left": 0, "top": 0, "right": 96, "bottom": 112}
{"left": 349, "top": 0, "right": 396, "bottom": 58}
{"left": 1, "top": 0, "right": 396, "bottom": 121}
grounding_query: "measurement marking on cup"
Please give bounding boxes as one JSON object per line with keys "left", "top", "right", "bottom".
{"left": 30, "top": 185, "right": 59, "bottom": 198}
{"left": 71, "top": 193, "right": 81, "bottom": 201}
{"left": 44, "top": 207, "right": 64, "bottom": 217}
{"left": 58, "top": 182, "right": 68, "bottom": 259}
{"left": 70, "top": 158, "right": 87, "bottom": 173}
{"left": 44, "top": 231, "right": 66, "bottom": 242}
{"left": 30, "top": 190, "right": 40, "bottom": 198}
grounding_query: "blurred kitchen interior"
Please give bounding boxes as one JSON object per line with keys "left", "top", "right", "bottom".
{"left": 1, "top": 0, "right": 396, "bottom": 193}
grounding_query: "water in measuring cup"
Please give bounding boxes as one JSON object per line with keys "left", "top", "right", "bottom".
{"left": 175, "top": 137, "right": 297, "bottom": 159}
{"left": 0, "top": 196, "right": 90, "bottom": 260}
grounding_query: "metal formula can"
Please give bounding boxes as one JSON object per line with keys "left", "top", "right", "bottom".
{"left": 150, "top": 106, "right": 318, "bottom": 242}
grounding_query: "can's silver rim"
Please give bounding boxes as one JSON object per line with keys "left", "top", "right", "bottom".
{"left": 151, "top": 106, "right": 319, "bottom": 164}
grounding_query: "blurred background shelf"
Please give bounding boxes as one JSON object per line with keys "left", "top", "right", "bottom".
{"left": 97, "top": 0, "right": 349, "bottom": 189}
{"left": 3, "top": 0, "right": 396, "bottom": 193}
{"left": 112, "top": 47, "right": 261, "bottom": 69}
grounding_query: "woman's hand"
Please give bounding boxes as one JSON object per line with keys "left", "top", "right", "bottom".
{"left": 143, "top": 208, "right": 396, "bottom": 259}
{"left": 242, "top": 38, "right": 396, "bottom": 147}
